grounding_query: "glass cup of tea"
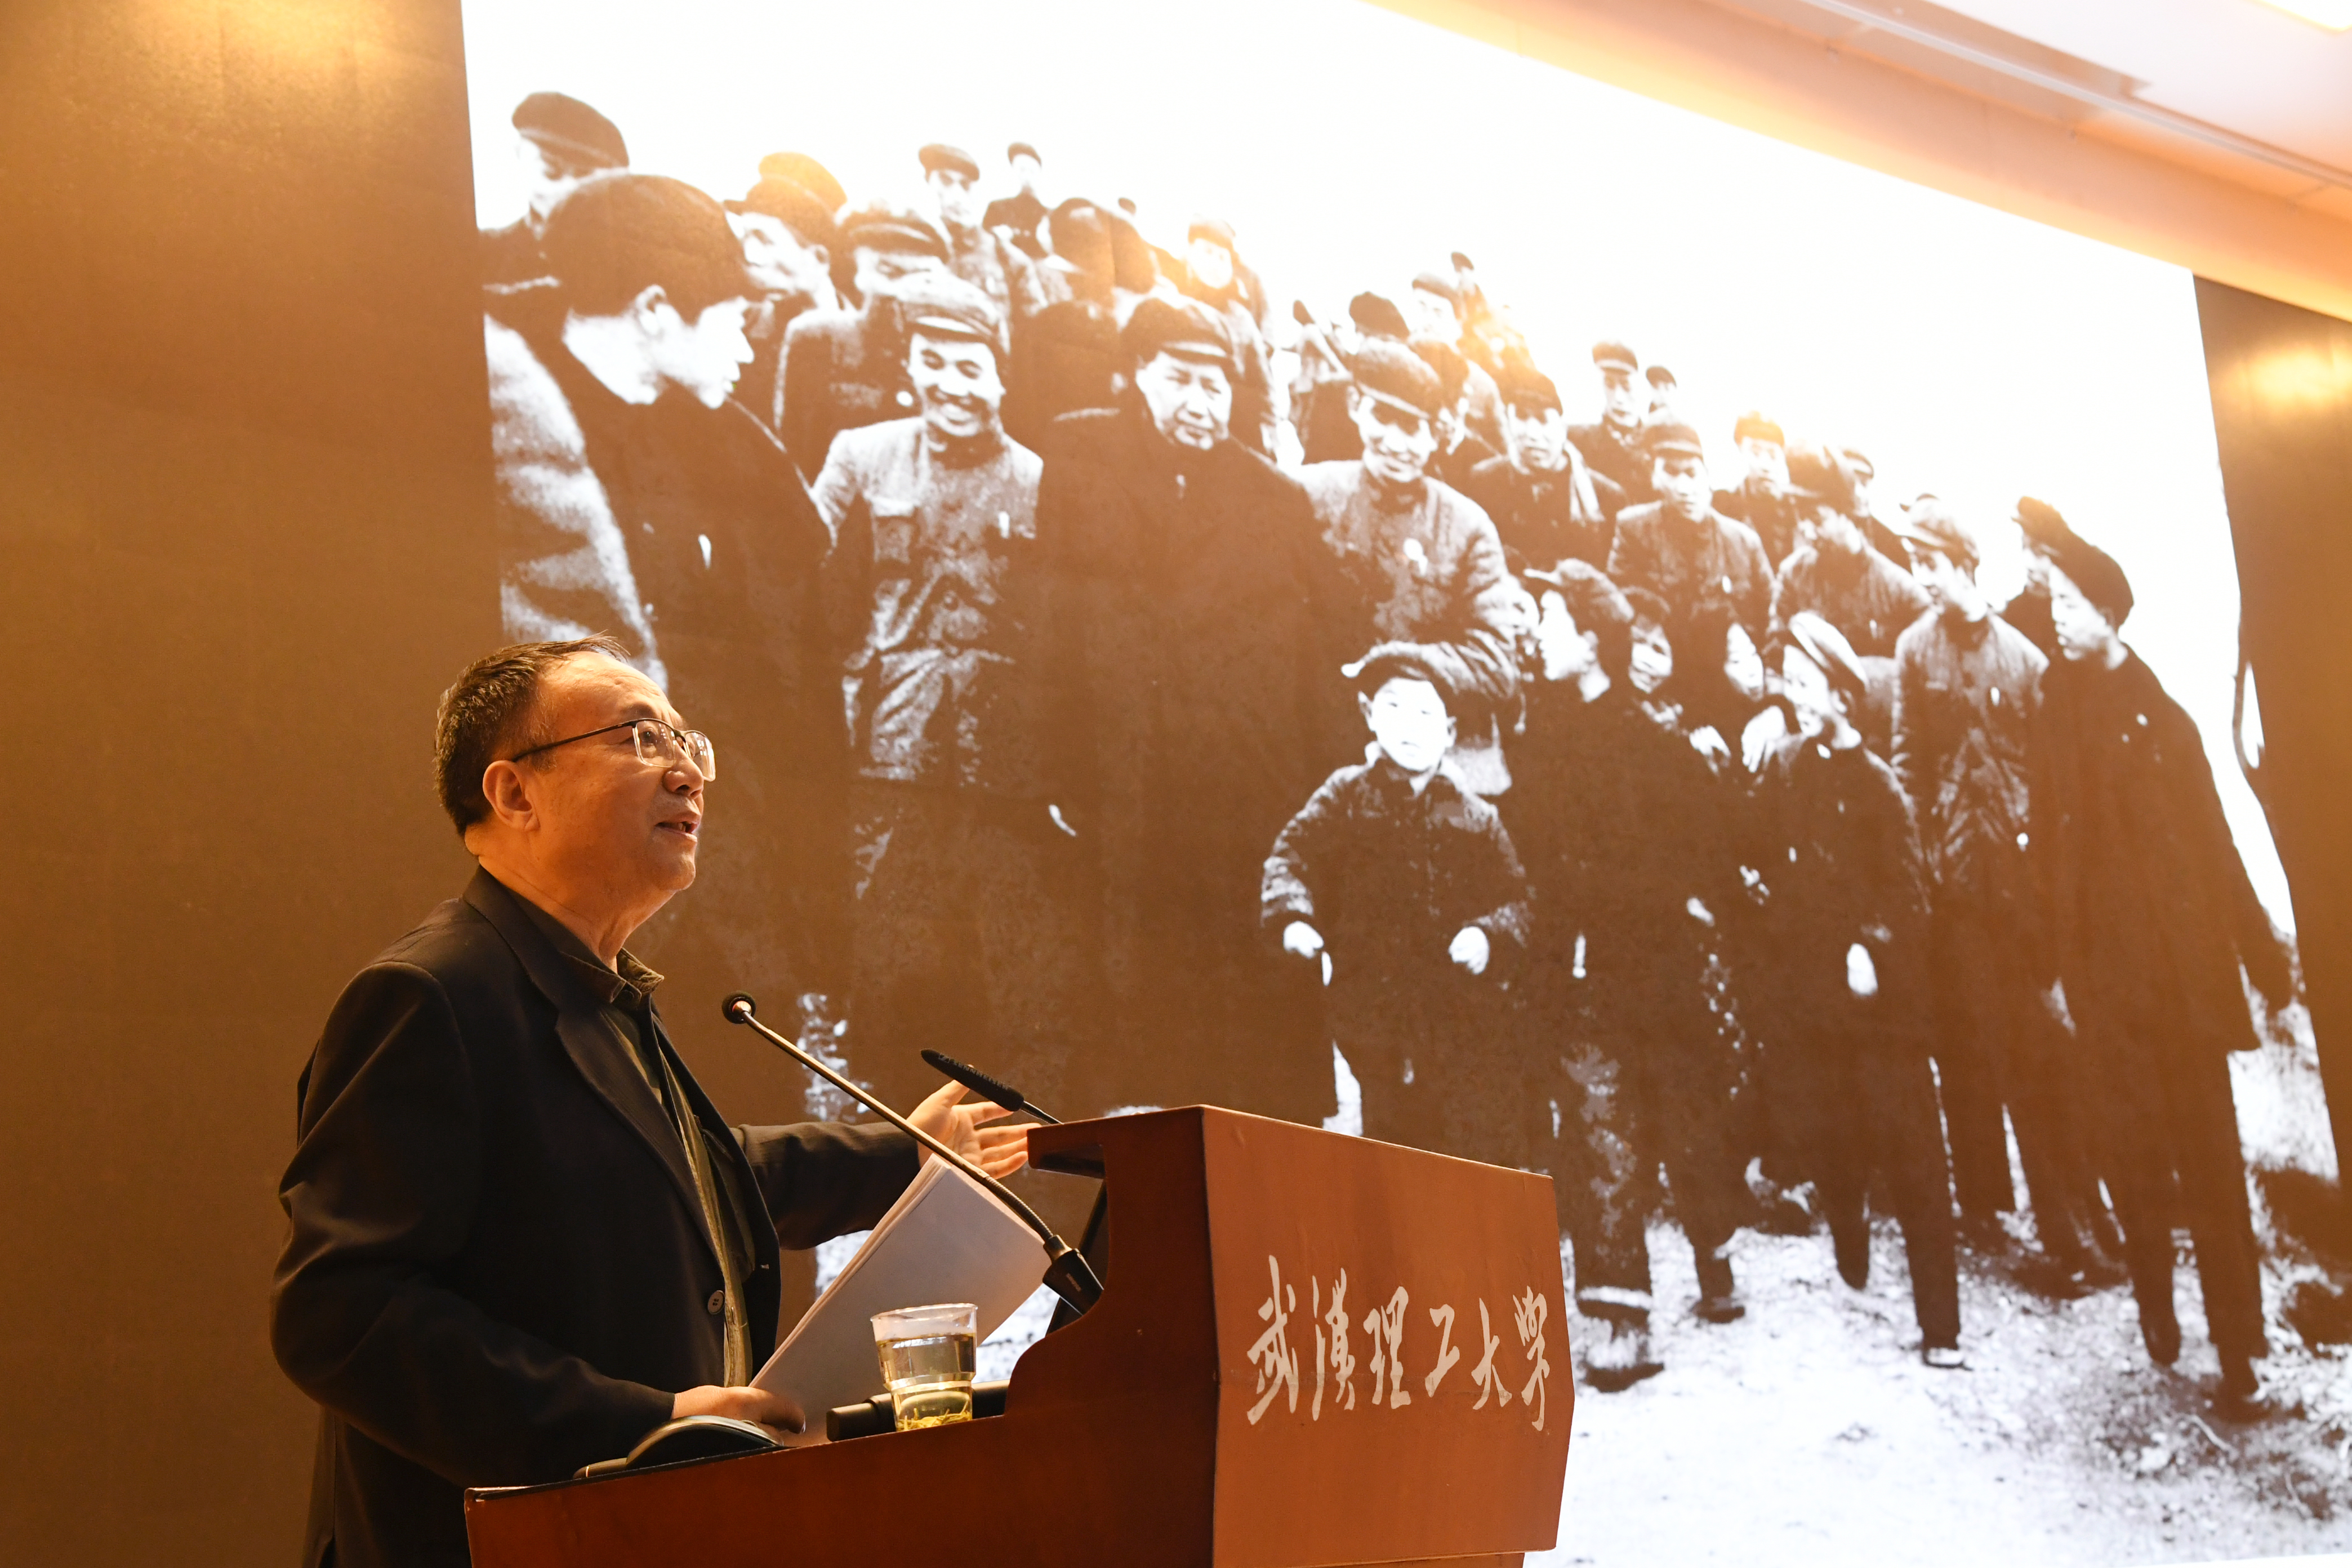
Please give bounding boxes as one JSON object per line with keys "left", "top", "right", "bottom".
{"left": 871, "top": 1302, "right": 979, "bottom": 1431}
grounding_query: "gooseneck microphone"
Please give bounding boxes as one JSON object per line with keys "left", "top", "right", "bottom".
{"left": 920, "top": 1048, "right": 1063, "bottom": 1125}
{"left": 721, "top": 994, "right": 1102, "bottom": 1315}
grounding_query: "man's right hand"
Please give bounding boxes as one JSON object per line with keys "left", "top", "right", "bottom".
{"left": 1282, "top": 920, "right": 1326, "bottom": 960}
{"left": 672, "top": 1384, "right": 805, "bottom": 1437}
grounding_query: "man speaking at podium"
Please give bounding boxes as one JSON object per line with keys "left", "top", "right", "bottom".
{"left": 270, "top": 638, "right": 1030, "bottom": 1568}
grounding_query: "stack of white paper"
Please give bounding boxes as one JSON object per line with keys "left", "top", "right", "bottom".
{"left": 753, "top": 1159, "right": 1045, "bottom": 1444}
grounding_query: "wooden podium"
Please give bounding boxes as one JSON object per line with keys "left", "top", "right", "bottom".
{"left": 466, "top": 1107, "right": 1573, "bottom": 1567}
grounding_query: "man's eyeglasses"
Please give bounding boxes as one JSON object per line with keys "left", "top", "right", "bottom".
{"left": 509, "top": 719, "right": 718, "bottom": 780}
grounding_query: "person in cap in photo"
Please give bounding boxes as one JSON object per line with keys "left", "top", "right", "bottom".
{"left": 1447, "top": 251, "right": 1533, "bottom": 378}
{"left": 1463, "top": 362, "right": 1618, "bottom": 577}
{"left": 1299, "top": 339, "right": 1521, "bottom": 716}
{"left": 1765, "top": 440, "right": 1928, "bottom": 750}
{"left": 1747, "top": 611, "right": 1963, "bottom": 1369}
{"left": 482, "top": 91, "right": 630, "bottom": 288}
{"left": 2030, "top": 536, "right": 2294, "bottom": 1415}
{"left": 757, "top": 150, "right": 847, "bottom": 214}
{"left": 1044, "top": 195, "right": 1159, "bottom": 307}
{"left": 982, "top": 141, "right": 1051, "bottom": 261}
{"left": 484, "top": 171, "right": 848, "bottom": 1025}
{"left": 1350, "top": 291, "right": 1411, "bottom": 343}
{"left": 1413, "top": 337, "right": 1502, "bottom": 495}
{"left": 1409, "top": 270, "right": 1508, "bottom": 455}
{"left": 1263, "top": 643, "right": 1530, "bottom": 1162}
{"left": 808, "top": 271, "right": 1083, "bottom": 1123}
{"left": 1178, "top": 216, "right": 1276, "bottom": 457}
{"left": 1030, "top": 296, "right": 1351, "bottom": 1124}
{"left": 1568, "top": 340, "right": 1655, "bottom": 507}
{"left": 1606, "top": 419, "right": 1772, "bottom": 642}
{"left": 1643, "top": 363, "right": 1682, "bottom": 424}
{"left": 2000, "top": 496, "right": 2078, "bottom": 660}
{"left": 1713, "top": 411, "right": 1803, "bottom": 567}
{"left": 1839, "top": 444, "right": 1909, "bottom": 563}
{"left": 1446, "top": 252, "right": 1497, "bottom": 367}
{"left": 1000, "top": 197, "right": 1126, "bottom": 449}
{"left": 921, "top": 142, "right": 1045, "bottom": 333}
{"left": 1288, "top": 293, "right": 1411, "bottom": 467}
{"left": 776, "top": 201, "right": 951, "bottom": 484}
{"left": 1085, "top": 197, "right": 1166, "bottom": 305}
{"left": 1110, "top": 194, "right": 1188, "bottom": 285}
{"left": 1503, "top": 562, "right": 1748, "bottom": 1386}
{"left": 724, "top": 176, "right": 841, "bottom": 436}
{"left": 1289, "top": 300, "right": 1360, "bottom": 464}
{"left": 1888, "top": 500, "right": 2114, "bottom": 1284}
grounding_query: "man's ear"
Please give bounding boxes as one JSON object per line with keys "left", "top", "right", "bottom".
{"left": 628, "top": 283, "right": 675, "bottom": 332}
{"left": 1442, "top": 715, "right": 1459, "bottom": 746}
{"left": 479, "top": 759, "right": 539, "bottom": 831}
{"left": 1357, "top": 690, "right": 1375, "bottom": 726}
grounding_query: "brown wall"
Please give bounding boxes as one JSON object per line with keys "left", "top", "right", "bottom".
{"left": 2199, "top": 278, "right": 2352, "bottom": 1183}
{"left": 0, "top": 1, "right": 490, "bottom": 1559}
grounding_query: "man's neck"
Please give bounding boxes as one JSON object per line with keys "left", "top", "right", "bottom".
{"left": 1577, "top": 667, "right": 1612, "bottom": 702}
{"left": 475, "top": 853, "right": 654, "bottom": 967}
{"left": 561, "top": 313, "right": 662, "bottom": 406}
{"left": 1517, "top": 451, "right": 1566, "bottom": 477}
{"left": 1365, "top": 469, "right": 1426, "bottom": 507}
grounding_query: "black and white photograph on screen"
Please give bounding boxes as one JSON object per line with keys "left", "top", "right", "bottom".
{"left": 459, "top": 0, "right": 2348, "bottom": 1560}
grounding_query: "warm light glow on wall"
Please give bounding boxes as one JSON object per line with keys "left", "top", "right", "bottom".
{"left": 2249, "top": 342, "right": 2352, "bottom": 411}
{"left": 2255, "top": 0, "right": 2352, "bottom": 30}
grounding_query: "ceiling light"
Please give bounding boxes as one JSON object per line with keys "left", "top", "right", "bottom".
{"left": 2255, "top": 0, "right": 2352, "bottom": 30}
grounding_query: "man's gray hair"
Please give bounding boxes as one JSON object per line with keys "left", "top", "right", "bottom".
{"left": 433, "top": 635, "right": 629, "bottom": 834}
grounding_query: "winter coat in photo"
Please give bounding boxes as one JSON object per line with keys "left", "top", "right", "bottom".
{"left": 1891, "top": 608, "right": 2046, "bottom": 907}
{"left": 1463, "top": 453, "right": 1618, "bottom": 576}
{"left": 1034, "top": 402, "right": 1349, "bottom": 1121}
{"left": 1298, "top": 461, "right": 1521, "bottom": 708}
{"left": 1262, "top": 754, "right": 1531, "bottom": 1158}
{"left": 483, "top": 287, "right": 847, "bottom": 1003}
{"left": 1607, "top": 502, "right": 1773, "bottom": 638}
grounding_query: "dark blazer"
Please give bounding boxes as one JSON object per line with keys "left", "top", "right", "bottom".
{"left": 271, "top": 870, "right": 917, "bottom": 1568}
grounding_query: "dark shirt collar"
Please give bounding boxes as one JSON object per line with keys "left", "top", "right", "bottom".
{"left": 1365, "top": 750, "right": 1463, "bottom": 802}
{"left": 508, "top": 890, "right": 665, "bottom": 1012}
{"left": 923, "top": 422, "right": 1008, "bottom": 470}
{"left": 1941, "top": 605, "right": 1993, "bottom": 645}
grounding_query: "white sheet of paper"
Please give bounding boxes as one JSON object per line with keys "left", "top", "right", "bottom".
{"left": 754, "top": 1158, "right": 1045, "bottom": 1444}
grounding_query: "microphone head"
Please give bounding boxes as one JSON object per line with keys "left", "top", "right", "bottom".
{"left": 721, "top": 993, "right": 758, "bottom": 1024}
{"left": 920, "top": 1048, "right": 1028, "bottom": 1113}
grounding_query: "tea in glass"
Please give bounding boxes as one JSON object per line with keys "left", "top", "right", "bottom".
{"left": 871, "top": 1303, "right": 979, "bottom": 1431}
